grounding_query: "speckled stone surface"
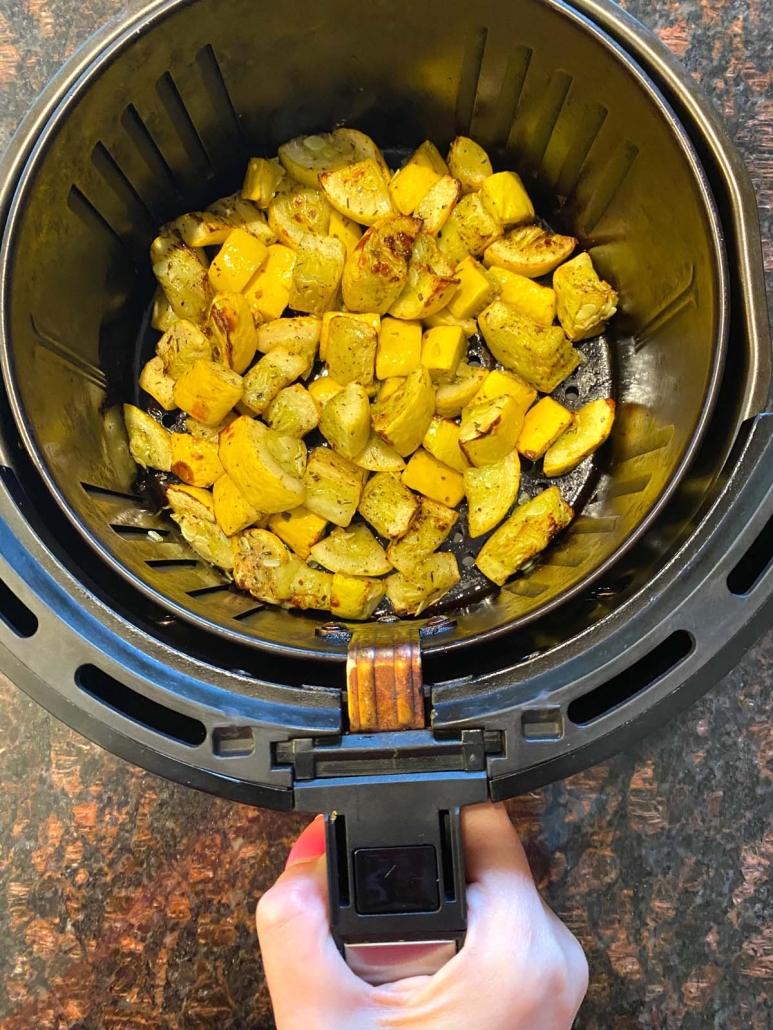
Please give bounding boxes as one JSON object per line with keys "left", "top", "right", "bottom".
{"left": 0, "top": 1, "right": 772, "bottom": 1027}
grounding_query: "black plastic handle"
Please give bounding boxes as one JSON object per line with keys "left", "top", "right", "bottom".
{"left": 295, "top": 769, "right": 488, "bottom": 984}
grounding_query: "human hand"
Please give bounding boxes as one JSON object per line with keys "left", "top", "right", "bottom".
{"left": 257, "top": 801, "right": 588, "bottom": 1030}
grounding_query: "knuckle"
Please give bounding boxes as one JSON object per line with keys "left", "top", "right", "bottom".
{"left": 256, "top": 880, "right": 309, "bottom": 938}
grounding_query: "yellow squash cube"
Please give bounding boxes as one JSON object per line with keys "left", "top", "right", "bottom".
{"left": 213, "top": 473, "right": 265, "bottom": 536}
{"left": 243, "top": 244, "right": 296, "bottom": 321}
{"left": 268, "top": 506, "right": 328, "bottom": 559}
{"left": 389, "top": 141, "right": 449, "bottom": 215}
{"left": 325, "top": 315, "right": 378, "bottom": 388}
{"left": 386, "top": 497, "right": 458, "bottom": 575}
{"left": 371, "top": 366, "right": 436, "bottom": 456}
{"left": 302, "top": 447, "right": 365, "bottom": 527}
{"left": 288, "top": 233, "right": 346, "bottom": 316}
{"left": 543, "top": 398, "right": 616, "bottom": 477}
{"left": 447, "top": 136, "right": 493, "bottom": 193}
{"left": 414, "top": 175, "right": 461, "bottom": 235}
{"left": 376, "top": 318, "right": 422, "bottom": 379}
{"left": 465, "top": 449, "right": 520, "bottom": 538}
{"left": 320, "top": 310, "right": 381, "bottom": 361}
{"left": 470, "top": 368, "right": 537, "bottom": 416}
{"left": 423, "top": 307, "right": 478, "bottom": 339}
{"left": 166, "top": 483, "right": 216, "bottom": 521}
{"left": 220, "top": 417, "right": 306, "bottom": 514}
{"left": 308, "top": 377, "right": 345, "bottom": 413}
{"left": 359, "top": 472, "right": 419, "bottom": 540}
{"left": 206, "top": 292, "right": 258, "bottom": 374}
{"left": 486, "top": 266, "right": 556, "bottom": 327}
{"left": 208, "top": 228, "right": 268, "bottom": 294}
{"left": 402, "top": 449, "right": 465, "bottom": 508}
{"left": 517, "top": 397, "right": 575, "bottom": 461}
{"left": 434, "top": 363, "right": 489, "bottom": 418}
{"left": 139, "top": 357, "right": 176, "bottom": 411}
{"left": 241, "top": 157, "right": 284, "bottom": 208}
{"left": 460, "top": 395, "right": 525, "bottom": 467}
{"left": 156, "top": 320, "right": 211, "bottom": 379}
{"left": 328, "top": 209, "right": 363, "bottom": 257}
{"left": 480, "top": 171, "right": 535, "bottom": 226}
{"left": 123, "top": 405, "right": 172, "bottom": 471}
{"left": 173, "top": 359, "right": 243, "bottom": 427}
{"left": 170, "top": 432, "right": 225, "bottom": 487}
{"left": 421, "top": 325, "right": 466, "bottom": 381}
{"left": 446, "top": 256, "right": 498, "bottom": 319}
{"left": 330, "top": 573, "right": 385, "bottom": 621}
{"left": 437, "top": 192, "right": 503, "bottom": 265}
{"left": 422, "top": 417, "right": 469, "bottom": 473}
{"left": 475, "top": 487, "right": 574, "bottom": 585}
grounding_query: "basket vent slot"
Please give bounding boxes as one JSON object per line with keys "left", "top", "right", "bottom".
{"left": 0, "top": 578, "right": 38, "bottom": 638}
{"left": 195, "top": 44, "right": 241, "bottom": 143}
{"left": 121, "top": 104, "right": 182, "bottom": 200}
{"left": 727, "top": 512, "right": 773, "bottom": 596}
{"left": 522, "top": 707, "right": 563, "bottom": 740}
{"left": 91, "top": 141, "right": 155, "bottom": 229}
{"left": 213, "top": 725, "right": 254, "bottom": 757}
{"left": 155, "top": 71, "right": 213, "bottom": 179}
{"left": 67, "top": 185, "right": 133, "bottom": 262}
{"left": 455, "top": 26, "right": 488, "bottom": 134}
{"left": 568, "top": 630, "right": 693, "bottom": 725}
{"left": 77, "top": 663, "right": 206, "bottom": 746}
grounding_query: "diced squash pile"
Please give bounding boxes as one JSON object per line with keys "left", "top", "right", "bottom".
{"left": 127, "top": 129, "right": 619, "bottom": 620}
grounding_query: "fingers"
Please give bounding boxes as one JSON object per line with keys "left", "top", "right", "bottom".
{"left": 257, "top": 818, "right": 367, "bottom": 1029}
{"left": 462, "top": 801, "right": 534, "bottom": 885}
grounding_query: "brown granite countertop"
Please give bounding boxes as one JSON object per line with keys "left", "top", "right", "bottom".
{"left": 0, "top": 0, "right": 772, "bottom": 1027}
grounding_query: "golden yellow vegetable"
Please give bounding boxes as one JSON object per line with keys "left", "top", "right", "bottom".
{"left": 330, "top": 574, "right": 386, "bottom": 620}
{"left": 372, "top": 365, "right": 436, "bottom": 456}
{"left": 308, "top": 376, "right": 345, "bottom": 413}
{"left": 447, "top": 136, "right": 493, "bottom": 193}
{"left": 476, "top": 487, "right": 574, "bottom": 585}
{"left": 264, "top": 429, "right": 307, "bottom": 481}
{"left": 387, "top": 496, "right": 458, "bottom": 575}
{"left": 342, "top": 215, "right": 421, "bottom": 313}
{"left": 207, "top": 193, "right": 275, "bottom": 246}
{"left": 157, "top": 320, "right": 211, "bottom": 379}
{"left": 470, "top": 368, "right": 537, "bottom": 414}
{"left": 139, "top": 357, "right": 176, "bottom": 411}
{"left": 173, "top": 509, "right": 235, "bottom": 569}
{"left": 389, "top": 140, "right": 449, "bottom": 215}
{"left": 153, "top": 236, "right": 212, "bottom": 325}
{"left": 553, "top": 252, "right": 619, "bottom": 341}
{"left": 303, "top": 447, "right": 365, "bottom": 527}
{"left": 319, "top": 310, "right": 380, "bottom": 361}
{"left": 206, "top": 293, "right": 258, "bottom": 374}
{"left": 268, "top": 186, "right": 332, "bottom": 249}
{"left": 517, "top": 398, "right": 575, "bottom": 461}
{"left": 265, "top": 384, "right": 319, "bottom": 438}
{"left": 269, "top": 506, "right": 328, "bottom": 559}
{"left": 376, "top": 318, "right": 422, "bottom": 379}
{"left": 278, "top": 129, "right": 391, "bottom": 189}
{"left": 213, "top": 473, "right": 265, "bottom": 536}
{"left": 479, "top": 171, "right": 534, "bottom": 226}
{"left": 479, "top": 300, "right": 581, "bottom": 393}
{"left": 243, "top": 244, "right": 296, "bottom": 322}
{"left": 402, "top": 449, "right": 465, "bottom": 508}
{"left": 422, "top": 417, "right": 469, "bottom": 473}
{"left": 388, "top": 231, "right": 459, "bottom": 320}
{"left": 464, "top": 449, "right": 520, "bottom": 538}
{"left": 242, "top": 347, "right": 307, "bottom": 415}
{"left": 208, "top": 228, "right": 268, "bottom": 294}
{"left": 123, "top": 404, "right": 172, "bottom": 471}
{"left": 310, "top": 524, "right": 391, "bottom": 577}
{"left": 319, "top": 159, "right": 395, "bottom": 226}
{"left": 242, "top": 157, "right": 285, "bottom": 208}
{"left": 543, "top": 398, "right": 615, "bottom": 476}
{"left": 484, "top": 225, "right": 576, "bottom": 278}
{"left": 151, "top": 288, "right": 179, "bottom": 332}
{"left": 434, "top": 363, "right": 489, "bottom": 418}
{"left": 288, "top": 233, "right": 346, "bottom": 315}
{"left": 185, "top": 413, "right": 236, "bottom": 442}
{"left": 446, "top": 256, "right": 498, "bottom": 319}
{"left": 174, "top": 211, "right": 233, "bottom": 248}
{"left": 385, "top": 551, "right": 460, "bottom": 616}
{"left": 423, "top": 307, "right": 478, "bottom": 339}
{"left": 166, "top": 483, "right": 216, "bottom": 521}
{"left": 325, "top": 314, "right": 378, "bottom": 388}
{"left": 352, "top": 432, "right": 406, "bottom": 473}
{"left": 256, "top": 315, "right": 320, "bottom": 376}
{"left": 220, "top": 417, "right": 306, "bottom": 514}
{"left": 173, "top": 359, "right": 243, "bottom": 427}
{"left": 486, "top": 266, "right": 556, "bottom": 327}
{"left": 437, "top": 192, "right": 503, "bottom": 265}
{"left": 170, "top": 432, "right": 224, "bottom": 487}
{"left": 328, "top": 209, "right": 363, "bottom": 256}
{"left": 331, "top": 128, "right": 392, "bottom": 183}
{"left": 414, "top": 175, "right": 461, "bottom": 234}
{"left": 421, "top": 325, "right": 466, "bottom": 381}
{"left": 459, "top": 395, "right": 525, "bottom": 467}
{"left": 359, "top": 472, "right": 419, "bottom": 539}
{"left": 319, "top": 383, "right": 371, "bottom": 460}
{"left": 234, "top": 529, "right": 297, "bottom": 603}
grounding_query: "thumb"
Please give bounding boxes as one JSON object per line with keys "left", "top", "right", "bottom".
{"left": 256, "top": 817, "right": 368, "bottom": 1029}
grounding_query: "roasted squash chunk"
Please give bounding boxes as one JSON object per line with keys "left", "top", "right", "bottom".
{"left": 206, "top": 293, "right": 258, "bottom": 374}
{"left": 330, "top": 574, "right": 386, "bottom": 620}
{"left": 402, "top": 449, "right": 465, "bottom": 508}
{"left": 479, "top": 171, "right": 534, "bottom": 227}
{"left": 447, "top": 136, "right": 493, "bottom": 194}
{"left": 207, "top": 193, "right": 275, "bottom": 246}
{"left": 208, "top": 228, "right": 268, "bottom": 294}
{"left": 376, "top": 318, "right": 422, "bottom": 380}
{"left": 153, "top": 234, "right": 212, "bottom": 325}
{"left": 157, "top": 320, "right": 211, "bottom": 379}
{"left": 459, "top": 395, "right": 525, "bottom": 467}
{"left": 123, "top": 405, "right": 172, "bottom": 471}
{"left": 446, "top": 256, "right": 499, "bottom": 320}
{"left": 437, "top": 192, "right": 503, "bottom": 265}
{"left": 213, "top": 473, "right": 266, "bottom": 536}
{"left": 353, "top": 432, "right": 406, "bottom": 473}
{"left": 268, "top": 506, "right": 328, "bottom": 560}
{"left": 265, "top": 384, "right": 319, "bottom": 438}
{"left": 256, "top": 315, "right": 320, "bottom": 374}
{"left": 303, "top": 447, "right": 365, "bottom": 527}
{"left": 422, "top": 417, "right": 469, "bottom": 473}
{"left": 166, "top": 483, "right": 216, "bottom": 522}
{"left": 308, "top": 376, "right": 345, "bottom": 413}
{"left": 329, "top": 209, "right": 363, "bottom": 257}
{"left": 479, "top": 301, "right": 581, "bottom": 393}
{"left": 470, "top": 368, "right": 537, "bottom": 415}
{"left": 268, "top": 186, "right": 332, "bottom": 249}
{"left": 325, "top": 315, "right": 378, "bottom": 389}
{"left": 543, "top": 398, "right": 616, "bottom": 477}
{"left": 310, "top": 524, "right": 391, "bottom": 577}
{"left": 319, "top": 383, "right": 371, "bottom": 460}
{"left": 476, "top": 487, "right": 574, "bottom": 585}
{"left": 386, "top": 552, "right": 460, "bottom": 616}
{"left": 464, "top": 449, "right": 520, "bottom": 538}
{"left": 173, "top": 510, "right": 235, "bottom": 570}
{"left": 389, "top": 141, "right": 449, "bottom": 214}
{"left": 288, "top": 233, "right": 346, "bottom": 315}
{"left": 386, "top": 496, "right": 458, "bottom": 575}
{"left": 219, "top": 417, "right": 306, "bottom": 514}
{"left": 242, "top": 347, "right": 308, "bottom": 415}
{"left": 173, "top": 360, "right": 243, "bottom": 427}
{"left": 342, "top": 215, "right": 421, "bottom": 313}
{"left": 517, "top": 397, "right": 575, "bottom": 461}
{"left": 371, "top": 366, "right": 436, "bottom": 456}
{"left": 151, "top": 289, "right": 179, "bottom": 333}
{"left": 553, "top": 252, "right": 619, "bottom": 341}
{"left": 414, "top": 175, "right": 461, "bottom": 234}
{"left": 319, "top": 159, "right": 395, "bottom": 226}
{"left": 139, "top": 357, "right": 176, "bottom": 411}
{"left": 389, "top": 231, "right": 459, "bottom": 320}
{"left": 359, "top": 472, "right": 419, "bottom": 540}
{"left": 242, "top": 157, "right": 285, "bottom": 208}
{"left": 421, "top": 325, "right": 466, "bottom": 381}
{"left": 171, "top": 432, "right": 224, "bottom": 487}
{"left": 434, "top": 363, "right": 489, "bottom": 419}
{"left": 484, "top": 225, "right": 576, "bottom": 278}
{"left": 486, "top": 266, "right": 556, "bottom": 327}
{"left": 243, "top": 244, "right": 297, "bottom": 322}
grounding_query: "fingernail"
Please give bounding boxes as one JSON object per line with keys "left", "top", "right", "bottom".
{"left": 285, "top": 815, "right": 326, "bottom": 869}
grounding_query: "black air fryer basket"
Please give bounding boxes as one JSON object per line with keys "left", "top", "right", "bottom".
{"left": 0, "top": 0, "right": 771, "bottom": 976}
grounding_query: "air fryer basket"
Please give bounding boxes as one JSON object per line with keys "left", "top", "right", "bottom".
{"left": 0, "top": 0, "right": 728, "bottom": 659}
